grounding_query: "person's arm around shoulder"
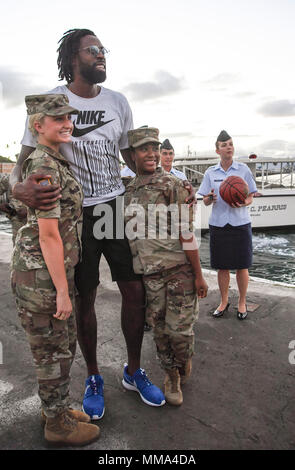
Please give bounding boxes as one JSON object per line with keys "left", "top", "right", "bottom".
{"left": 10, "top": 145, "right": 61, "bottom": 210}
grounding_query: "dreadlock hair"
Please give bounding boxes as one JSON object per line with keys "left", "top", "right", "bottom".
{"left": 57, "top": 28, "right": 96, "bottom": 84}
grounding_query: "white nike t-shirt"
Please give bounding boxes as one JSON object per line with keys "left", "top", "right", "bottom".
{"left": 21, "top": 85, "right": 133, "bottom": 206}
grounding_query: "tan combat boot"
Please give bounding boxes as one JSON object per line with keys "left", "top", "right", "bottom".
{"left": 41, "top": 408, "right": 91, "bottom": 425}
{"left": 163, "top": 368, "right": 183, "bottom": 406}
{"left": 179, "top": 358, "right": 192, "bottom": 385}
{"left": 44, "top": 410, "right": 100, "bottom": 447}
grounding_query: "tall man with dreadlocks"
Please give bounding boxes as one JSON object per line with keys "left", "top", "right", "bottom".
{"left": 11, "top": 28, "right": 166, "bottom": 420}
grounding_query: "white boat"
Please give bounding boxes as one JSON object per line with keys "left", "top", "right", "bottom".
{"left": 174, "top": 154, "right": 295, "bottom": 230}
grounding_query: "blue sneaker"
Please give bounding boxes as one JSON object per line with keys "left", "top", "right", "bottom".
{"left": 122, "top": 364, "right": 165, "bottom": 407}
{"left": 82, "top": 374, "right": 105, "bottom": 420}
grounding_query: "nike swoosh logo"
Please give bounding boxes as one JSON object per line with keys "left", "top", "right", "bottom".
{"left": 72, "top": 119, "right": 115, "bottom": 137}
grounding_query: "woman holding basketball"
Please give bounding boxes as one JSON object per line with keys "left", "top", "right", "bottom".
{"left": 198, "top": 130, "right": 257, "bottom": 320}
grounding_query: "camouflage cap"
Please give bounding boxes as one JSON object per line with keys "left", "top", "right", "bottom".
{"left": 128, "top": 126, "right": 161, "bottom": 148}
{"left": 25, "top": 94, "right": 79, "bottom": 116}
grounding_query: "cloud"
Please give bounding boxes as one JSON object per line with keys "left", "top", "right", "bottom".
{"left": 258, "top": 139, "right": 286, "bottom": 150}
{"left": 283, "top": 122, "right": 295, "bottom": 130}
{"left": 202, "top": 73, "right": 240, "bottom": 87}
{"left": 232, "top": 91, "right": 256, "bottom": 98}
{"left": 122, "top": 71, "right": 186, "bottom": 102}
{"left": 255, "top": 139, "right": 295, "bottom": 156}
{"left": 165, "top": 132, "right": 194, "bottom": 139}
{"left": 234, "top": 134, "right": 260, "bottom": 138}
{"left": 208, "top": 87, "right": 228, "bottom": 93}
{"left": 258, "top": 100, "right": 295, "bottom": 117}
{"left": 0, "top": 66, "right": 51, "bottom": 108}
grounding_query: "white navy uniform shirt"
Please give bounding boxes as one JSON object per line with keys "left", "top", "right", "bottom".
{"left": 198, "top": 161, "right": 257, "bottom": 227}
{"left": 169, "top": 167, "right": 187, "bottom": 180}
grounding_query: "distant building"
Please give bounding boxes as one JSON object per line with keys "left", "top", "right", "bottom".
{"left": 0, "top": 163, "right": 15, "bottom": 174}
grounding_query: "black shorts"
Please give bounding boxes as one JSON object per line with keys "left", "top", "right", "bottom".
{"left": 209, "top": 223, "right": 253, "bottom": 270}
{"left": 75, "top": 197, "right": 141, "bottom": 295}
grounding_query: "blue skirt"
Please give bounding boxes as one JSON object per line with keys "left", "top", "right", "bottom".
{"left": 209, "top": 223, "right": 253, "bottom": 270}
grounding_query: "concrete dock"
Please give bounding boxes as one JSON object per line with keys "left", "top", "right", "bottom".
{"left": 0, "top": 231, "right": 294, "bottom": 450}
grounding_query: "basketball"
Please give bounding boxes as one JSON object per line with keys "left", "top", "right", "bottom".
{"left": 219, "top": 176, "right": 249, "bottom": 205}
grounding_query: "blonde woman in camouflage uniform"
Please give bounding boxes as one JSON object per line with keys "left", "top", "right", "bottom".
{"left": 124, "top": 127, "right": 208, "bottom": 406}
{"left": 11, "top": 94, "right": 100, "bottom": 446}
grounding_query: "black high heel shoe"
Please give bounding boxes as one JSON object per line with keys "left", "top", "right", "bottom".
{"left": 237, "top": 307, "right": 247, "bottom": 320}
{"left": 212, "top": 302, "right": 230, "bottom": 318}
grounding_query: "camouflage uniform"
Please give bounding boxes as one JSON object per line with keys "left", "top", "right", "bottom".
{"left": 11, "top": 143, "right": 83, "bottom": 417}
{"left": 124, "top": 167, "right": 199, "bottom": 370}
{"left": 0, "top": 173, "right": 27, "bottom": 245}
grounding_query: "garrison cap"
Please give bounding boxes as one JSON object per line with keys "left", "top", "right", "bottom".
{"left": 216, "top": 130, "right": 232, "bottom": 142}
{"left": 160, "top": 138, "right": 174, "bottom": 151}
{"left": 25, "top": 94, "right": 79, "bottom": 116}
{"left": 128, "top": 126, "right": 161, "bottom": 148}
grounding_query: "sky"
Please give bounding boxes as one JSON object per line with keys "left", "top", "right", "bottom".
{"left": 0, "top": 0, "right": 295, "bottom": 160}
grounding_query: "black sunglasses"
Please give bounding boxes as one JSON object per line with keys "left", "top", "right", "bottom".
{"left": 78, "top": 45, "right": 110, "bottom": 57}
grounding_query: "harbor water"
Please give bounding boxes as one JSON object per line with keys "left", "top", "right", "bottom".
{"left": 1, "top": 214, "right": 294, "bottom": 285}
{"left": 199, "top": 229, "right": 295, "bottom": 285}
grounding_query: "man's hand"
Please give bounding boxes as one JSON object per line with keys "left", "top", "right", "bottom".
{"left": 195, "top": 276, "right": 208, "bottom": 299}
{"left": 183, "top": 181, "right": 196, "bottom": 207}
{"left": 230, "top": 194, "right": 254, "bottom": 208}
{"left": 54, "top": 291, "right": 72, "bottom": 321}
{"left": 13, "top": 174, "right": 61, "bottom": 210}
{"left": 203, "top": 189, "right": 217, "bottom": 206}
{"left": 230, "top": 201, "right": 243, "bottom": 208}
{"left": 0, "top": 203, "right": 16, "bottom": 216}
{"left": 16, "top": 208, "right": 27, "bottom": 220}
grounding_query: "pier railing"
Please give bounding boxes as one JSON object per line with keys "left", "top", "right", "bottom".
{"left": 175, "top": 158, "right": 295, "bottom": 189}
